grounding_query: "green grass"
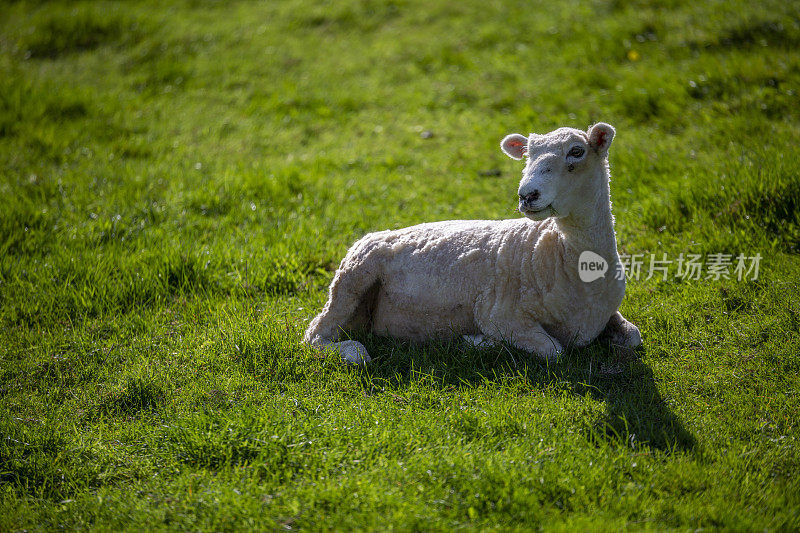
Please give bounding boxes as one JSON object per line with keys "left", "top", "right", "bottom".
{"left": 1, "top": 0, "right": 800, "bottom": 529}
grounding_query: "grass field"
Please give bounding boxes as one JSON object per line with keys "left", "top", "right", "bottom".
{"left": 2, "top": 0, "right": 800, "bottom": 529}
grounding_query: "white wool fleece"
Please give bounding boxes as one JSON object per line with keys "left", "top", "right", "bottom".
{"left": 304, "top": 123, "right": 642, "bottom": 364}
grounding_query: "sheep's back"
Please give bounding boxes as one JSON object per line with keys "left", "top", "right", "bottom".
{"left": 358, "top": 218, "right": 542, "bottom": 339}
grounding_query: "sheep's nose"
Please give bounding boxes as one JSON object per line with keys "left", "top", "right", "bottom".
{"left": 519, "top": 190, "right": 540, "bottom": 203}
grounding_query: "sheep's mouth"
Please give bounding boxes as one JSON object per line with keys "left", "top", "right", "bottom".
{"left": 519, "top": 203, "right": 555, "bottom": 220}
{"left": 520, "top": 203, "right": 552, "bottom": 215}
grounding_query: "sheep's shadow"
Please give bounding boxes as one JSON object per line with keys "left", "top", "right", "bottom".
{"left": 355, "top": 335, "right": 696, "bottom": 453}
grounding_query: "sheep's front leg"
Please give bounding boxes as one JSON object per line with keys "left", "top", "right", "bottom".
{"left": 479, "top": 322, "right": 562, "bottom": 362}
{"left": 462, "top": 334, "right": 499, "bottom": 348}
{"left": 509, "top": 323, "right": 563, "bottom": 362}
{"left": 600, "top": 311, "right": 642, "bottom": 348}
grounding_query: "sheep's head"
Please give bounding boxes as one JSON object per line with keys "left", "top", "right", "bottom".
{"left": 501, "top": 123, "right": 615, "bottom": 221}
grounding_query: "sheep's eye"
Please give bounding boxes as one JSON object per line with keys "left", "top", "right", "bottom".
{"left": 568, "top": 146, "right": 585, "bottom": 158}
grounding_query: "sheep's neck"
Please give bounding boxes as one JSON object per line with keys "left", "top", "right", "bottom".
{"left": 554, "top": 172, "right": 619, "bottom": 262}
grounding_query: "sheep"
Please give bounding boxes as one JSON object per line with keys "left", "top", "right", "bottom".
{"left": 304, "top": 122, "right": 642, "bottom": 364}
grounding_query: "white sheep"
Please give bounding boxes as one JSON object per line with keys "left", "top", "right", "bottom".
{"left": 304, "top": 123, "right": 642, "bottom": 364}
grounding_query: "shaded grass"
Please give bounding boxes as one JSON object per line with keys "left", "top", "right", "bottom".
{"left": 8, "top": 2, "right": 148, "bottom": 59}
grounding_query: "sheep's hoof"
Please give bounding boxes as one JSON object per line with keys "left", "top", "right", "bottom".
{"left": 537, "top": 339, "right": 563, "bottom": 363}
{"left": 609, "top": 324, "right": 642, "bottom": 351}
{"left": 626, "top": 324, "right": 642, "bottom": 348}
{"left": 601, "top": 313, "right": 643, "bottom": 349}
{"left": 334, "top": 340, "right": 372, "bottom": 365}
{"left": 540, "top": 348, "right": 562, "bottom": 364}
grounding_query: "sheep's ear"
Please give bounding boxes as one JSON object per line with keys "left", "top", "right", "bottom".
{"left": 588, "top": 123, "right": 615, "bottom": 154}
{"left": 501, "top": 134, "right": 528, "bottom": 160}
